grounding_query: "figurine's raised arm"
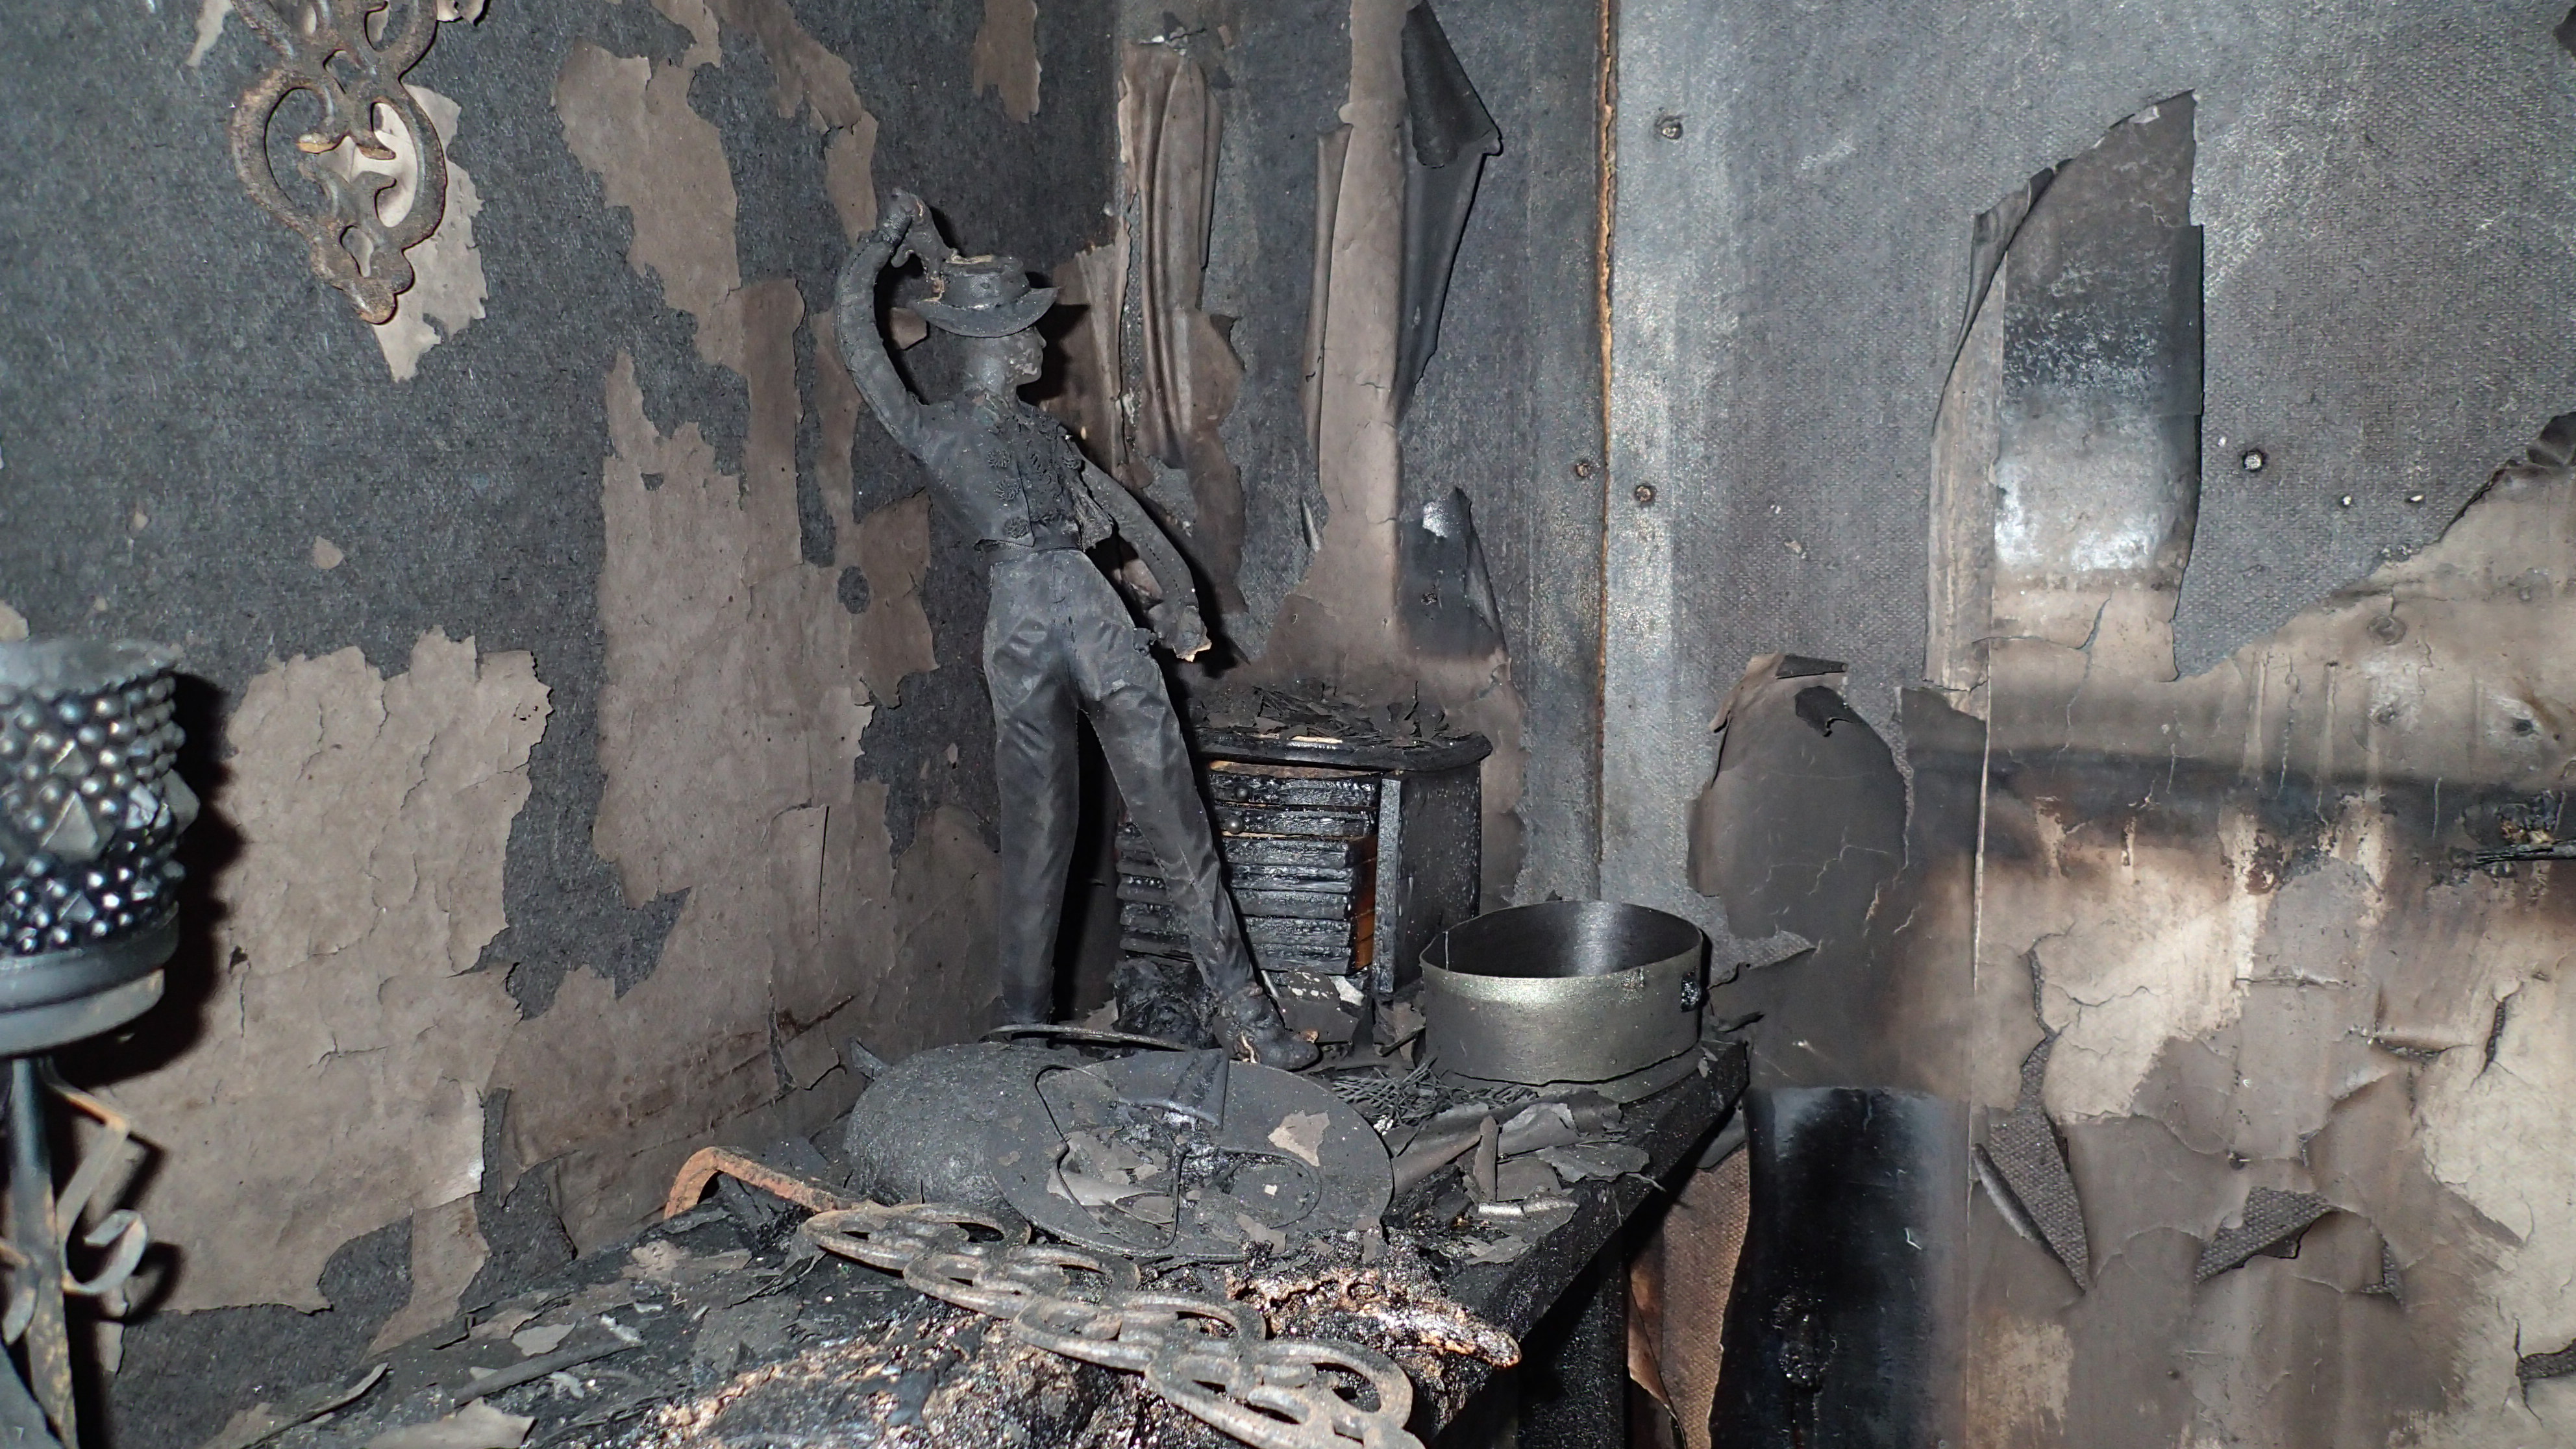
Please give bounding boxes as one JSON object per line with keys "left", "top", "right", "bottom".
{"left": 833, "top": 191, "right": 940, "bottom": 458}
{"left": 1080, "top": 462, "right": 1211, "bottom": 661}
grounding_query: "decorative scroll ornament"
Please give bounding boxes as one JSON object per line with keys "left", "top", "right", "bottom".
{"left": 227, "top": 0, "right": 473, "bottom": 323}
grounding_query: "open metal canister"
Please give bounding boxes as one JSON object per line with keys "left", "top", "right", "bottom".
{"left": 1420, "top": 900, "right": 1709, "bottom": 1085}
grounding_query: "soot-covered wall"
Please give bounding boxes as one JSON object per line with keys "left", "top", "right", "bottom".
{"left": 0, "top": 1, "right": 1109, "bottom": 1441}
{"left": 1109, "top": 0, "right": 1609, "bottom": 905}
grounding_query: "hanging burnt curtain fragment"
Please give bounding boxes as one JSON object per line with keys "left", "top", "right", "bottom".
{"left": 1394, "top": 3, "right": 1502, "bottom": 417}
{"left": 1398, "top": 486, "right": 1504, "bottom": 656}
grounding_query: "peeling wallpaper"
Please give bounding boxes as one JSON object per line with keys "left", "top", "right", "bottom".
{"left": 105, "top": 634, "right": 547, "bottom": 1315}
{"left": 32, "top": 0, "right": 2568, "bottom": 1441}
{"left": 1594, "top": 7, "right": 2576, "bottom": 1437}
{"left": 1151, "top": 0, "right": 1589, "bottom": 904}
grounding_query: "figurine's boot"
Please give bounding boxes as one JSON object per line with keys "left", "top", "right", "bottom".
{"left": 1114, "top": 954, "right": 1217, "bottom": 1047}
{"left": 1214, "top": 983, "right": 1320, "bottom": 1071}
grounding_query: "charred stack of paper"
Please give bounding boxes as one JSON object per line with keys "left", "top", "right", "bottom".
{"left": 1118, "top": 685, "right": 1487, "bottom": 1046}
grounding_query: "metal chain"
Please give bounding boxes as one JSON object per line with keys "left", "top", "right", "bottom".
{"left": 803, "top": 1203, "right": 1423, "bottom": 1449}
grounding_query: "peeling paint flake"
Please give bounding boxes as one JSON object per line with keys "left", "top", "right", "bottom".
{"left": 971, "top": 0, "right": 1041, "bottom": 123}
{"left": 707, "top": 0, "right": 881, "bottom": 234}
{"left": 369, "top": 87, "right": 488, "bottom": 381}
{"left": 185, "top": 0, "right": 230, "bottom": 67}
{"left": 556, "top": 42, "right": 742, "bottom": 346}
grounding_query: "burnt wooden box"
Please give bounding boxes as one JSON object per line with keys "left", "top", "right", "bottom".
{"left": 1118, "top": 728, "right": 1489, "bottom": 1044}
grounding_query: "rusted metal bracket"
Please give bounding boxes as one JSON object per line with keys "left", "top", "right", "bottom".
{"left": 226, "top": 0, "right": 462, "bottom": 323}
{"left": 1, "top": 1063, "right": 151, "bottom": 1447}
{"left": 662, "top": 1145, "right": 857, "bottom": 1220}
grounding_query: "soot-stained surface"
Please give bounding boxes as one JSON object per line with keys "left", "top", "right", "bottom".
{"left": 1602, "top": 0, "right": 2576, "bottom": 918}
{"left": 106, "top": 1222, "right": 415, "bottom": 1449}
{"left": 1819, "top": 417, "right": 2576, "bottom": 1443}
{"left": 1146, "top": 0, "right": 1606, "bottom": 904}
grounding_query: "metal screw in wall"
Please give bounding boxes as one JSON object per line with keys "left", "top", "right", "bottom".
{"left": 2240, "top": 448, "right": 2267, "bottom": 473}
{"left": 1633, "top": 484, "right": 1657, "bottom": 505}
{"left": 1657, "top": 115, "right": 1684, "bottom": 140}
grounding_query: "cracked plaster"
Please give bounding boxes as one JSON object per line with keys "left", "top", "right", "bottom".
{"left": 1933, "top": 439, "right": 2576, "bottom": 1444}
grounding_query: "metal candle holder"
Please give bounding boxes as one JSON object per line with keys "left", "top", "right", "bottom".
{"left": 0, "top": 639, "right": 190, "bottom": 1446}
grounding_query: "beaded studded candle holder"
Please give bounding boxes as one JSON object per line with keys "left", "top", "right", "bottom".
{"left": 0, "top": 639, "right": 193, "bottom": 1054}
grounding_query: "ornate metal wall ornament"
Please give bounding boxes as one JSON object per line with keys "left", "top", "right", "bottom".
{"left": 227, "top": 0, "right": 473, "bottom": 323}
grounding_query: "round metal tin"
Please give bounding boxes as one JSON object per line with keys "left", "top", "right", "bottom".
{"left": 1420, "top": 900, "right": 1708, "bottom": 1085}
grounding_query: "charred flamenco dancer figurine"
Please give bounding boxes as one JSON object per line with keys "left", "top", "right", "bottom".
{"left": 837, "top": 193, "right": 1316, "bottom": 1071}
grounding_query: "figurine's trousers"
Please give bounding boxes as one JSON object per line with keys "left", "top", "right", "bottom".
{"left": 981, "top": 550, "right": 1256, "bottom": 1024}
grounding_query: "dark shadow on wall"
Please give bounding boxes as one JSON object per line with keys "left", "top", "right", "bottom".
{"left": 1687, "top": 653, "right": 1909, "bottom": 1093}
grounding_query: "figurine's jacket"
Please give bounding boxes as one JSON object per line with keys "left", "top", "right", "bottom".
{"left": 832, "top": 227, "right": 1113, "bottom": 555}
{"left": 908, "top": 396, "right": 1092, "bottom": 554}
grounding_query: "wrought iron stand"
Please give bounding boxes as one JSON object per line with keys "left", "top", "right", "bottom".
{"left": 0, "top": 641, "right": 192, "bottom": 1446}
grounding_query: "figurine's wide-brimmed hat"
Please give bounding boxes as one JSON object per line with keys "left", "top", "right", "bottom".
{"left": 915, "top": 255, "right": 1057, "bottom": 337}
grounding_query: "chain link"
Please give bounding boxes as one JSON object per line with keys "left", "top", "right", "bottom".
{"left": 804, "top": 1203, "right": 1422, "bottom": 1449}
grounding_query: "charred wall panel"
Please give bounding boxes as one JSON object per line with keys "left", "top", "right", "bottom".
{"left": 1602, "top": 0, "right": 2576, "bottom": 928}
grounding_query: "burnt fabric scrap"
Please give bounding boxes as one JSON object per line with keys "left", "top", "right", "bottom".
{"left": 1394, "top": 2, "right": 1501, "bottom": 417}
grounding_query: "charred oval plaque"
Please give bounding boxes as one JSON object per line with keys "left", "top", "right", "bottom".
{"left": 997, "top": 1051, "right": 1391, "bottom": 1263}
